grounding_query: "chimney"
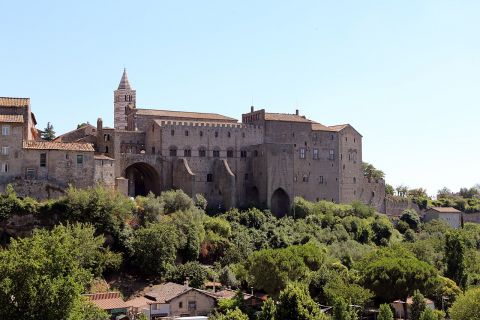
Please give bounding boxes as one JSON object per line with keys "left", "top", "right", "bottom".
{"left": 295, "top": 109, "right": 299, "bottom": 115}
{"left": 251, "top": 106, "right": 254, "bottom": 112}
{"left": 184, "top": 276, "right": 190, "bottom": 288}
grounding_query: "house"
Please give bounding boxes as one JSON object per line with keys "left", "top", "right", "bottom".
{"left": 141, "top": 282, "right": 218, "bottom": 319}
{"left": 84, "top": 292, "right": 130, "bottom": 320}
{"left": 391, "top": 297, "right": 435, "bottom": 319}
{"left": 423, "top": 207, "right": 462, "bottom": 228}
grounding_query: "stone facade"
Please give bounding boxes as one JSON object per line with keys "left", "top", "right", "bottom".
{"left": 0, "top": 70, "right": 386, "bottom": 215}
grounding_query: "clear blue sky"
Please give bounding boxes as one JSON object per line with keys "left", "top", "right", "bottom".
{"left": 1, "top": 1, "right": 479, "bottom": 196}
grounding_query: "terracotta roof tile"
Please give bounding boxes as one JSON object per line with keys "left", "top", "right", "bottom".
{"left": 328, "top": 124, "right": 349, "bottom": 131}
{"left": 84, "top": 292, "right": 128, "bottom": 310}
{"left": 311, "top": 122, "right": 333, "bottom": 131}
{"left": 136, "top": 109, "right": 237, "bottom": 122}
{"left": 264, "top": 113, "right": 312, "bottom": 123}
{"left": 0, "top": 97, "right": 30, "bottom": 107}
{"left": 0, "top": 114, "right": 24, "bottom": 123}
{"left": 125, "top": 296, "right": 153, "bottom": 309}
{"left": 23, "top": 141, "right": 95, "bottom": 152}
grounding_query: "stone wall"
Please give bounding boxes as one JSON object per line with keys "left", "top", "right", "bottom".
{"left": 385, "top": 195, "right": 421, "bottom": 217}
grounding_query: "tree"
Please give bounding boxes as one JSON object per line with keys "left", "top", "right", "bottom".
{"left": 211, "top": 308, "right": 249, "bottom": 320}
{"left": 41, "top": 122, "right": 56, "bottom": 140}
{"left": 385, "top": 184, "right": 394, "bottom": 196}
{"left": 396, "top": 185, "right": 408, "bottom": 197}
{"left": 418, "top": 308, "right": 437, "bottom": 320}
{"left": 247, "top": 244, "right": 325, "bottom": 296}
{"left": 359, "top": 247, "right": 438, "bottom": 302}
{"left": 377, "top": 304, "right": 393, "bottom": 320}
{"left": 437, "top": 187, "right": 452, "bottom": 199}
{"left": 362, "top": 162, "right": 385, "bottom": 180}
{"left": 220, "top": 265, "right": 239, "bottom": 288}
{"left": 449, "top": 287, "right": 480, "bottom": 320}
{"left": 131, "top": 223, "right": 179, "bottom": 277}
{"left": 77, "top": 122, "right": 90, "bottom": 129}
{"left": 166, "top": 261, "right": 209, "bottom": 288}
{"left": 258, "top": 298, "right": 276, "bottom": 320}
{"left": 400, "top": 209, "right": 421, "bottom": 230}
{"left": 68, "top": 298, "right": 110, "bottom": 320}
{"left": 411, "top": 290, "right": 426, "bottom": 320}
{"left": 276, "top": 283, "right": 328, "bottom": 320}
{"left": 333, "top": 298, "right": 356, "bottom": 320}
{"left": 0, "top": 225, "right": 97, "bottom": 319}
{"left": 445, "top": 232, "right": 467, "bottom": 289}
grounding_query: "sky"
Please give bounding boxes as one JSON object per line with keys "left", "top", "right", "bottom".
{"left": 1, "top": 1, "right": 479, "bottom": 196}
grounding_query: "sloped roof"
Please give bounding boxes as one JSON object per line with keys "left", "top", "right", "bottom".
{"left": 125, "top": 296, "right": 154, "bottom": 309}
{"left": 0, "top": 97, "right": 30, "bottom": 107}
{"left": 145, "top": 282, "right": 189, "bottom": 303}
{"left": 118, "top": 69, "right": 132, "bottom": 90}
{"left": 136, "top": 108, "right": 237, "bottom": 122}
{"left": 428, "top": 207, "right": 462, "bottom": 213}
{"left": 328, "top": 124, "right": 349, "bottom": 131}
{"left": 23, "top": 141, "right": 95, "bottom": 152}
{"left": 311, "top": 122, "right": 332, "bottom": 131}
{"left": 264, "top": 113, "right": 312, "bottom": 123}
{"left": 0, "top": 114, "right": 24, "bottom": 123}
{"left": 145, "top": 282, "right": 218, "bottom": 304}
{"left": 54, "top": 124, "right": 96, "bottom": 142}
{"left": 84, "top": 292, "right": 128, "bottom": 310}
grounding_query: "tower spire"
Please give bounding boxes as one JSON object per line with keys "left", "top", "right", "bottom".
{"left": 118, "top": 68, "right": 132, "bottom": 90}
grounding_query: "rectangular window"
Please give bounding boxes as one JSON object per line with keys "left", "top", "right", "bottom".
{"left": 76, "top": 154, "right": 84, "bottom": 166}
{"left": 26, "top": 168, "right": 35, "bottom": 179}
{"left": 179, "top": 302, "right": 183, "bottom": 309}
{"left": 152, "top": 147, "right": 155, "bottom": 154}
{"left": 313, "top": 148, "right": 319, "bottom": 160}
{"left": 299, "top": 148, "right": 306, "bottom": 159}
{"left": 328, "top": 149, "right": 335, "bottom": 160}
{"left": 240, "top": 150, "right": 247, "bottom": 158}
{"left": 1, "top": 146, "right": 9, "bottom": 156}
{"left": 319, "top": 176, "right": 324, "bottom": 184}
{"left": 207, "top": 174, "right": 213, "bottom": 182}
{"left": 0, "top": 162, "right": 8, "bottom": 173}
{"left": 2, "top": 125, "right": 10, "bottom": 136}
{"left": 40, "top": 153, "right": 47, "bottom": 167}
{"left": 302, "top": 175, "right": 309, "bottom": 182}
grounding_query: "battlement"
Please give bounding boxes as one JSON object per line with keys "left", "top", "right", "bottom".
{"left": 156, "top": 120, "right": 263, "bottom": 131}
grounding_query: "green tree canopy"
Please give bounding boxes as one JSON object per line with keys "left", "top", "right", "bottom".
{"left": 449, "top": 287, "right": 480, "bottom": 320}
{"left": 131, "top": 222, "right": 179, "bottom": 277}
{"left": 0, "top": 224, "right": 109, "bottom": 319}
{"left": 445, "top": 232, "right": 468, "bottom": 289}
{"left": 359, "top": 246, "right": 438, "bottom": 302}
{"left": 276, "top": 283, "right": 328, "bottom": 320}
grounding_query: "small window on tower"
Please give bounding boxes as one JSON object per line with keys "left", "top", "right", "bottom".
{"left": 185, "top": 130, "right": 189, "bottom": 136}
{"left": 207, "top": 174, "right": 213, "bottom": 182}
{"left": 171, "top": 129, "right": 175, "bottom": 136}
{"left": 227, "top": 149, "right": 234, "bottom": 158}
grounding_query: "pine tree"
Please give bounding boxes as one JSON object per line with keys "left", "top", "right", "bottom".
{"left": 258, "top": 298, "right": 276, "bottom": 320}
{"left": 377, "top": 304, "right": 394, "bottom": 320}
{"left": 41, "top": 122, "right": 56, "bottom": 141}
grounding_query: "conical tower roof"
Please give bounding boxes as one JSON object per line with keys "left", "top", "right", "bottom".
{"left": 117, "top": 68, "right": 132, "bottom": 90}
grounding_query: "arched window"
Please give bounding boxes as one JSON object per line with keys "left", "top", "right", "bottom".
{"left": 213, "top": 148, "right": 220, "bottom": 158}
{"left": 198, "top": 147, "right": 206, "bottom": 157}
{"left": 227, "top": 148, "right": 234, "bottom": 158}
{"left": 169, "top": 146, "right": 177, "bottom": 157}
{"left": 184, "top": 148, "right": 191, "bottom": 157}
{"left": 240, "top": 150, "right": 247, "bottom": 158}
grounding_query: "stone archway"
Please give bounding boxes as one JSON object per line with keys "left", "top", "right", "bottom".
{"left": 271, "top": 188, "right": 290, "bottom": 217}
{"left": 124, "top": 162, "right": 160, "bottom": 197}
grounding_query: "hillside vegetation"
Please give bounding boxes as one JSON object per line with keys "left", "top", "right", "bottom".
{"left": 1, "top": 185, "right": 480, "bottom": 319}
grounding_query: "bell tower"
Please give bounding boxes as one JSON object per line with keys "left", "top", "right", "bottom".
{"left": 114, "top": 68, "right": 136, "bottom": 130}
